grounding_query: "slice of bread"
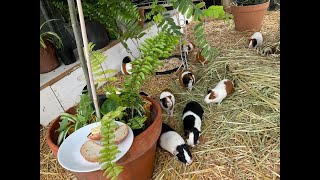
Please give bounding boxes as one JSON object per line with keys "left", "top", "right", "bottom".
{"left": 114, "top": 124, "right": 129, "bottom": 144}
{"left": 80, "top": 140, "right": 104, "bottom": 162}
{"left": 87, "top": 132, "right": 102, "bottom": 140}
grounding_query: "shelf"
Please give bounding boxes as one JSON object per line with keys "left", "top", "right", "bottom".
{"left": 40, "top": 61, "right": 81, "bottom": 91}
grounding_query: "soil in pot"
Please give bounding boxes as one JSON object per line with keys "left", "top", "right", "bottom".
{"left": 40, "top": 41, "right": 61, "bottom": 74}
{"left": 231, "top": 0, "right": 270, "bottom": 31}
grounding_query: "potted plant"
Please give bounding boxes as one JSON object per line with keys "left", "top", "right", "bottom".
{"left": 47, "top": 32, "right": 179, "bottom": 179}
{"left": 230, "top": 0, "right": 270, "bottom": 31}
{"left": 40, "top": 19, "right": 64, "bottom": 74}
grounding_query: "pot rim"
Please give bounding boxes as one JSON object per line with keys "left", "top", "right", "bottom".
{"left": 231, "top": 0, "right": 270, "bottom": 11}
{"left": 46, "top": 96, "right": 162, "bottom": 159}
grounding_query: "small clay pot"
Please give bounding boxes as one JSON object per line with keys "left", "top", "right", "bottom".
{"left": 231, "top": 0, "right": 270, "bottom": 31}
{"left": 40, "top": 41, "right": 61, "bottom": 74}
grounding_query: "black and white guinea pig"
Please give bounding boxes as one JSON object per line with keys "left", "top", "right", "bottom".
{"left": 159, "top": 89, "right": 175, "bottom": 116}
{"left": 121, "top": 56, "right": 133, "bottom": 75}
{"left": 181, "top": 41, "right": 195, "bottom": 54}
{"left": 182, "top": 101, "right": 204, "bottom": 147}
{"left": 159, "top": 123, "right": 193, "bottom": 165}
{"left": 204, "top": 79, "right": 234, "bottom": 105}
{"left": 179, "top": 70, "right": 196, "bottom": 91}
{"left": 248, "top": 32, "right": 263, "bottom": 49}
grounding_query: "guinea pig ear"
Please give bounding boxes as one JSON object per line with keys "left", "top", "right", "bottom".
{"left": 209, "top": 91, "right": 216, "bottom": 100}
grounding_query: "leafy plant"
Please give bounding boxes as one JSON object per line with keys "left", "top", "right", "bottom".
{"left": 120, "top": 32, "right": 179, "bottom": 127}
{"left": 40, "top": 19, "right": 63, "bottom": 50}
{"left": 99, "top": 106, "right": 126, "bottom": 179}
{"left": 235, "top": 0, "right": 266, "bottom": 5}
{"left": 56, "top": 94, "right": 95, "bottom": 146}
{"left": 202, "top": 6, "right": 233, "bottom": 21}
{"left": 88, "top": 42, "right": 118, "bottom": 84}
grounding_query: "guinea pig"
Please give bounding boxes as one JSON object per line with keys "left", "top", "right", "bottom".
{"left": 121, "top": 56, "right": 133, "bottom": 75}
{"left": 196, "top": 49, "right": 208, "bottom": 65}
{"left": 248, "top": 32, "right": 263, "bottom": 49}
{"left": 182, "top": 101, "right": 204, "bottom": 147}
{"left": 204, "top": 79, "right": 234, "bottom": 105}
{"left": 181, "top": 41, "right": 195, "bottom": 54}
{"left": 179, "top": 70, "right": 196, "bottom": 91}
{"left": 159, "top": 123, "right": 193, "bottom": 165}
{"left": 159, "top": 89, "right": 175, "bottom": 116}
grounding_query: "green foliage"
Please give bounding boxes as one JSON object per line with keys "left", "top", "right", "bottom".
{"left": 127, "top": 116, "right": 147, "bottom": 130}
{"left": 40, "top": 19, "right": 63, "bottom": 50}
{"left": 99, "top": 106, "right": 126, "bottom": 179}
{"left": 100, "top": 98, "right": 120, "bottom": 116}
{"left": 88, "top": 43, "right": 118, "bottom": 84}
{"left": 170, "top": 0, "right": 223, "bottom": 62}
{"left": 56, "top": 94, "right": 95, "bottom": 146}
{"left": 202, "top": 6, "right": 233, "bottom": 21}
{"left": 82, "top": 0, "right": 142, "bottom": 39}
{"left": 145, "top": 0, "right": 167, "bottom": 23}
{"left": 120, "top": 32, "right": 179, "bottom": 122}
{"left": 144, "top": 0, "right": 181, "bottom": 35}
{"left": 50, "top": 0, "right": 71, "bottom": 22}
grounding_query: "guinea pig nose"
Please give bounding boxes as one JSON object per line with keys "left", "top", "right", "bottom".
{"left": 187, "top": 160, "right": 193, "bottom": 165}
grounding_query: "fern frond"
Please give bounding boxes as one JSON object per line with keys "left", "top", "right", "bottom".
{"left": 121, "top": 32, "right": 179, "bottom": 118}
{"left": 171, "top": 0, "right": 220, "bottom": 62}
{"left": 99, "top": 106, "right": 126, "bottom": 179}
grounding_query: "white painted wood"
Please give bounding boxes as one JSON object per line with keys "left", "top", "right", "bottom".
{"left": 40, "top": 86, "right": 64, "bottom": 126}
{"left": 51, "top": 68, "right": 87, "bottom": 110}
{"left": 40, "top": 61, "right": 80, "bottom": 87}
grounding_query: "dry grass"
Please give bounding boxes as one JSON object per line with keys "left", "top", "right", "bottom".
{"left": 40, "top": 11, "right": 280, "bottom": 180}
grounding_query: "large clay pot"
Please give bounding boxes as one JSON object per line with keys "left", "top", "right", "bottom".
{"left": 46, "top": 96, "right": 162, "bottom": 180}
{"left": 40, "top": 41, "right": 61, "bottom": 74}
{"left": 231, "top": 0, "right": 270, "bottom": 31}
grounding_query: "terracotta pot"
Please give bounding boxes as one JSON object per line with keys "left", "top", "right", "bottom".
{"left": 40, "top": 41, "right": 61, "bottom": 74}
{"left": 231, "top": 0, "right": 270, "bottom": 31}
{"left": 46, "top": 107, "right": 76, "bottom": 157}
{"left": 46, "top": 97, "right": 162, "bottom": 180}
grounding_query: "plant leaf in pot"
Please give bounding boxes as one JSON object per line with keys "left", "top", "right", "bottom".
{"left": 40, "top": 19, "right": 64, "bottom": 74}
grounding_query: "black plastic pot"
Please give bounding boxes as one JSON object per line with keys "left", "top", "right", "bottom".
{"left": 57, "top": 47, "right": 77, "bottom": 65}
{"left": 85, "top": 20, "right": 110, "bottom": 50}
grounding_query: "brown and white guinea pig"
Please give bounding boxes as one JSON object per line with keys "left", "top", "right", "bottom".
{"left": 179, "top": 70, "right": 196, "bottom": 91}
{"left": 159, "top": 89, "right": 175, "bottom": 116}
{"left": 121, "top": 56, "right": 133, "bottom": 75}
{"left": 182, "top": 101, "right": 204, "bottom": 147}
{"left": 181, "top": 41, "right": 195, "bottom": 54}
{"left": 204, "top": 79, "right": 234, "bottom": 105}
{"left": 159, "top": 123, "right": 193, "bottom": 165}
{"left": 248, "top": 32, "right": 263, "bottom": 49}
{"left": 196, "top": 49, "right": 208, "bottom": 65}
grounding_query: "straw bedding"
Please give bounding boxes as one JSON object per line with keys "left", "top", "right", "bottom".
{"left": 40, "top": 11, "right": 279, "bottom": 180}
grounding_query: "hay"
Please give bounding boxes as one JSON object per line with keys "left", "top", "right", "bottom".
{"left": 40, "top": 126, "right": 76, "bottom": 180}
{"left": 40, "top": 12, "right": 280, "bottom": 180}
{"left": 153, "top": 49, "right": 280, "bottom": 179}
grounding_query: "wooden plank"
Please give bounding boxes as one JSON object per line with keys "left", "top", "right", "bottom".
{"left": 40, "top": 63, "right": 81, "bottom": 91}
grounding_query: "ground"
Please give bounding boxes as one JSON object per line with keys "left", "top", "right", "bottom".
{"left": 40, "top": 11, "right": 280, "bottom": 180}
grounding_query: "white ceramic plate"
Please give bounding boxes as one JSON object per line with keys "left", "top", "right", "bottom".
{"left": 57, "top": 121, "right": 133, "bottom": 172}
